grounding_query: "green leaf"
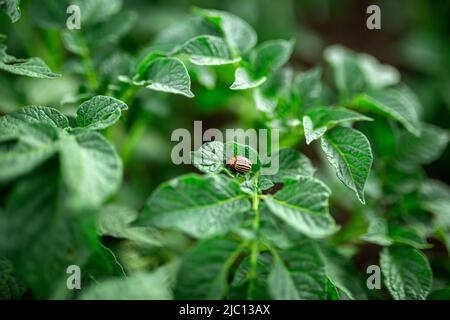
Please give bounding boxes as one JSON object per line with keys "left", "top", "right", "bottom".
{"left": 294, "top": 67, "right": 322, "bottom": 109}
{"left": 136, "top": 174, "right": 250, "bottom": 238}
{"left": 419, "top": 180, "right": 450, "bottom": 228}
{"left": 192, "top": 65, "right": 216, "bottom": 89}
{"left": 352, "top": 86, "right": 422, "bottom": 136}
{"left": 320, "top": 246, "right": 367, "bottom": 300}
{"left": 86, "top": 12, "right": 136, "bottom": 48}
{"left": 191, "top": 141, "right": 225, "bottom": 174}
{"left": 357, "top": 53, "right": 400, "bottom": 89}
{"left": 394, "top": 124, "right": 449, "bottom": 171}
{"left": 252, "top": 68, "right": 292, "bottom": 112}
{"left": 61, "top": 30, "right": 85, "bottom": 55}
{"left": 326, "top": 277, "right": 340, "bottom": 300}
{"left": 194, "top": 8, "right": 257, "bottom": 54}
{"left": 0, "top": 123, "right": 59, "bottom": 182}
{"left": 324, "top": 45, "right": 366, "bottom": 98}
{"left": 0, "top": 106, "right": 69, "bottom": 181}
{"left": 321, "top": 126, "right": 373, "bottom": 204}
{"left": 75, "top": 95, "right": 128, "bottom": 130}
{"left": 191, "top": 141, "right": 260, "bottom": 174}
{"left": 143, "top": 57, "right": 194, "bottom": 97}
{"left": 230, "top": 253, "right": 272, "bottom": 299}
{"left": 0, "top": 106, "right": 69, "bottom": 138}
{"left": 1, "top": 169, "right": 97, "bottom": 298}
{"left": 303, "top": 107, "right": 372, "bottom": 144}
{"left": 134, "top": 51, "right": 166, "bottom": 79}
{"left": 251, "top": 39, "right": 294, "bottom": 77}
{"left": 0, "top": 57, "right": 60, "bottom": 78}
{"left": 380, "top": 246, "right": 432, "bottom": 300}
{"left": 266, "top": 148, "right": 315, "bottom": 183}
{"left": 361, "top": 210, "right": 393, "bottom": 246}
{"left": 0, "top": 257, "right": 25, "bottom": 299}
{"left": 230, "top": 40, "right": 294, "bottom": 90}
{"left": 97, "top": 205, "right": 162, "bottom": 247}
{"left": 153, "top": 15, "right": 220, "bottom": 50}
{"left": 428, "top": 287, "right": 450, "bottom": 300}
{"left": 264, "top": 176, "right": 337, "bottom": 238}
{"left": 268, "top": 241, "right": 327, "bottom": 299}
{"left": 59, "top": 129, "right": 122, "bottom": 209}
{"left": 388, "top": 225, "right": 429, "bottom": 249}
{"left": 179, "top": 35, "right": 240, "bottom": 66}
{"left": 0, "top": 0, "right": 21, "bottom": 22}
{"left": 325, "top": 46, "right": 399, "bottom": 95}
{"left": 76, "top": 0, "right": 122, "bottom": 26}
{"left": 230, "top": 67, "right": 266, "bottom": 90}
{"left": 83, "top": 245, "right": 126, "bottom": 281}
{"left": 175, "top": 237, "right": 242, "bottom": 299}
{"left": 80, "top": 271, "right": 171, "bottom": 300}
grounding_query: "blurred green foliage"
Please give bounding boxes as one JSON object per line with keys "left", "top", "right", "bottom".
{"left": 0, "top": 0, "right": 449, "bottom": 300}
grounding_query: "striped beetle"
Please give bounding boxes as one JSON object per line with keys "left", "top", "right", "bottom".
{"left": 226, "top": 155, "right": 252, "bottom": 173}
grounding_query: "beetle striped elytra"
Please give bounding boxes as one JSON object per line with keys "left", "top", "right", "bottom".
{"left": 226, "top": 155, "right": 252, "bottom": 173}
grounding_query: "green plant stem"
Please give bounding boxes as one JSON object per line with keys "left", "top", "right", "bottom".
{"left": 220, "top": 168, "right": 234, "bottom": 178}
{"left": 120, "top": 119, "right": 147, "bottom": 166}
{"left": 118, "top": 83, "right": 139, "bottom": 105}
{"left": 247, "top": 191, "right": 261, "bottom": 299}
{"left": 79, "top": 34, "right": 98, "bottom": 92}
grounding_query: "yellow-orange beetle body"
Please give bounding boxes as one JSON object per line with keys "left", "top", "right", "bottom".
{"left": 226, "top": 156, "right": 252, "bottom": 173}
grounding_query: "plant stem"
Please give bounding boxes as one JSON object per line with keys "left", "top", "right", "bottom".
{"left": 247, "top": 191, "right": 261, "bottom": 299}
{"left": 120, "top": 119, "right": 147, "bottom": 166}
{"left": 118, "top": 83, "right": 139, "bottom": 105}
{"left": 79, "top": 34, "right": 98, "bottom": 92}
{"left": 220, "top": 168, "right": 234, "bottom": 178}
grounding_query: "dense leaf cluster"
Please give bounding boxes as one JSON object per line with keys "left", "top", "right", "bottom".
{"left": 0, "top": 0, "right": 449, "bottom": 300}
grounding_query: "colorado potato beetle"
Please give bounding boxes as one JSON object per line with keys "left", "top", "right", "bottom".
{"left": 226, "top": 155, "right": 252, "bottom": 173}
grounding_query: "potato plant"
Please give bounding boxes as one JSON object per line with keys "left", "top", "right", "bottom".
{"left": 0, "top": 0, "right": 449, "bottom": 300}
